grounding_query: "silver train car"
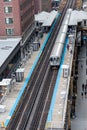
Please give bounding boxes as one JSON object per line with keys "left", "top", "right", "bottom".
{"left": 50, "top": 8, "right": 72, "bottom": 67}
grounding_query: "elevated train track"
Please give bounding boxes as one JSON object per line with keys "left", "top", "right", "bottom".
{"left": 6, "top": 0, "right": 76, "bottom": 130}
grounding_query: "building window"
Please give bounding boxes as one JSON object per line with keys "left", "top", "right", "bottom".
{"left": 84, "top": 20, "right": 86, "bottom": 26}
{"left": 4, "top": 7, "right": 12, "bottom": 13}
{"left": 5, "top": 18, "right": 13, "bottom": 24}
{"left": 4, "top": 0, "right": 12, "bottom": 2}
{"left": 6, "top": 28, "right": 14, "bottom": 35}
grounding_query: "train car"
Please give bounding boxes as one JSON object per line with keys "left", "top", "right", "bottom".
{"left": 50, "top": 32, "right": 66, "bottom": 67}
{"left": 49, "top": 8, "right": 72, "bottom": 67}
{"left": 58, "top": 32, "right": 67, "bottom": 43}
{"left": 50, "top": 43, "right": 64, "bottom": 66}
{"left": 60, "top": 25, "right": 68, "bottom": 33}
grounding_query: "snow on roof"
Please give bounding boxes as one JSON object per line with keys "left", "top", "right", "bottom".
{"left": 35, "top": 11, "right": 49, "bottom": 23}
{"left": 42, "top": 10, "right": 58, "bottom": 26}
{"left": 69, "top": 10, "right": 87, "bottom": 26}
{"left": 35, "top": 10, "right": 58, "bottom": 26}
{"left": 0, "top": 38, "right": 21, "bottom": 67}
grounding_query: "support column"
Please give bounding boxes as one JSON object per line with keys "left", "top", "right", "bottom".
{"left": 21, "top": 47, "right": 24, "bottom": 61}
{"left": 67, "top": 100, "right": 71, "bottom": 130}
{"left": 20, "top": 40, "right": 24, "bottom": 61}
{"left": 81, "top": 30, "right": 83, "bottom": 45}
{"left": 70, "top": 77, "right": 74, "bottom": 97}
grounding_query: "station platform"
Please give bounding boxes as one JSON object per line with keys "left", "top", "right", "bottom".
{"left": 0, "top": 12, "right": 60, "bottom": 128}
{"left": 71, "top": 44, "right": 87, "bottom": 130}
{"left": 45, "top": 34, "right": 75, "bottom": 129}
{"left": 0, "top": 33, "right": 47, "bottom": 128}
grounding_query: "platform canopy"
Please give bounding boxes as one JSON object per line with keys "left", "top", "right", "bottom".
{"left": 42, "top": 10, "right": 58, "bottom": 27}
{"left": 0, "top": 38, "right": 21, "bottom": 74}
{"left": 69, "top": 10, "right": 87, "bottom": 26}
{"left": 35, "top": 10, "right": 58, "bottom": 27}
{"left": 35, "top": 11, "right": 49, "bottom": 23}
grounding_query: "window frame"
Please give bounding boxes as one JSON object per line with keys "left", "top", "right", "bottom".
{"left": 4, "top": 6, "right": 12, "bottom": 14}
{"left": 6, "top": 28, "right": 14, "bottom": 35}
{"left": 5, "top": 17, "right": 13, "bottom": 24}
{"left": 4, "top": 0, "right": 12, "bottom": 2}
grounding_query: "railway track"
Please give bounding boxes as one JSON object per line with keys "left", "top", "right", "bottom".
{"left": 6, "top": 0, "right": 76, "bottom": 130}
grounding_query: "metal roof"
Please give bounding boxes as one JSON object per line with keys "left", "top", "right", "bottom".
{"left": 35, "top": 11, "right": 49, "bottom": 23}
{"left": 42, "top": 10, "right": 58, "bottom": 27}
{"left": 35, "top": 10, "right": 58, "bottom": 27}
{"left": 69, "top": 10, "right": 87, "bottom": 26}
{"left": 0, "top": 38, "right": 21, "bottom": 68}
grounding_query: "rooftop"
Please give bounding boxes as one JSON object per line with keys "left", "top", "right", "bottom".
{"left": 0, "top": 38, "right": 21, "bottom": 68}
{"left": 69, "top": 10, "right": 87, "bottom": 25}
{"left": 35, "top": 10, "right": 58, "bottom": 26}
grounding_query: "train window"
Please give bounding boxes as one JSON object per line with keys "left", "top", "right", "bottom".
{"left": 50, "top": 58, "right": 53, "bottom": 61}
{"left": 56, "top": 58, "right": 59, "bottom": 61}
{"left": 84, "top": 20, "right": 86, "bottom": 26}
{"left": 54, "top": 58, "right": 56, "bottom": 61}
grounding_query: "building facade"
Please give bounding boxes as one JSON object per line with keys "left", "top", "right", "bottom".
{"left": 41, "top": 0, "right": 52, "bottom": 12}
{"left": 34, "top": 0, "right": 52, "bottom": 14}
{"left": 34, "top": 0, "right": 42, "bottom": 14}
{"left": 0, "top": 0, "right": 35, "bottom": 38}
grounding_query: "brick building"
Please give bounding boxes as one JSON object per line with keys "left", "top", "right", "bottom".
{"left": 0, "top": 0, "right": 35, "bottom": 39}
{"left": 34, "top": 0, "right": 52, "bottom": 14}
{"left": 41, "top": 0, "right": 52, "bottom": 12}
{"left": 34, "top": 0, "right": 42, "bottom": 14}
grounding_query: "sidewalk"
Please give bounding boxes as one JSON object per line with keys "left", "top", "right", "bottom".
{"left": 71, "top": 44, "right": 87, "bottom": 130}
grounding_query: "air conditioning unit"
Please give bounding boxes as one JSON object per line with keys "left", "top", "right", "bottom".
{"left": 0, "top": 105, "right": 6, "bottom": 113}
{"left": 62, "top": 65, "right": 70, "bottom": 78}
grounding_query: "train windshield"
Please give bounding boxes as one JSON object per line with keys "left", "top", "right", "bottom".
{"left": 56, "top": 57, "right": 59, "bottom": 62}
{"left": 54, "top": 57, "right": 59, "bottom": 62}
{"left": 50, "top": 58, "right": 53, "bottom": 62}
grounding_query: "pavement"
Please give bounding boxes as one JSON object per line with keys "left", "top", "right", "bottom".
{"left": 71, "top": 44, "right": 87, "bottom": 130}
